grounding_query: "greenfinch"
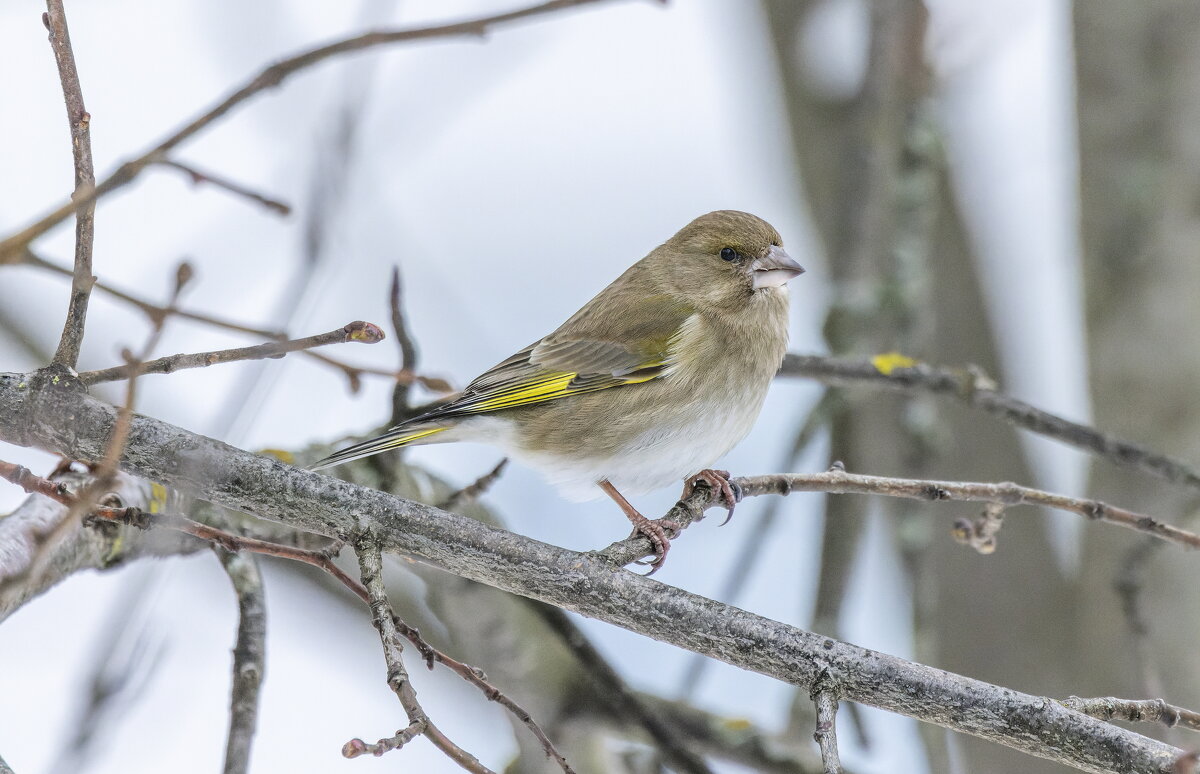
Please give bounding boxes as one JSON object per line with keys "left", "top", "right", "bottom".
{"left": 313, "top": 210, "right": 804, "bottom": 571}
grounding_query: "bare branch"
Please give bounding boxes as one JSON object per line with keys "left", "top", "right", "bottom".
{"left": 43, "top": 0, "right": 96, "bottom": 368}
{"left": 20, "top": 250, "right": 285, "bottom": 338}
{"left": 17, "top": 251, "right": 454, "bottom": 392}
{"left": 389, "top": 265, "right": 420, "bottom": 420}
{"left": 1114, "top": 537, "right": 1168, "bottom": 698}
{"left": 812, "top": 690, "right": 842, "bottom": 774}
{"left": 0, "top": 0, "right": 637, "bottom": 262}
{"left": 216, "top": 550, "right": 267, "bottom": 774}
{"left": 155, "top": 160, "right": 291, "bottom": 216}
{"left": 627, "top": 692, "right": 833, "bottom": 773}
{"left": 596, "top": 464, "right": 1200, "bottom": 568}
{"left": 77, "top": 321, "right": 386, "bottom": 385}
{"left": 529, "top": 601, "right": 714, "bottom": 774}
{"left": 1062, "top": 697, "right": 1200, "bottom": 734}
{"left": 1, "top": 456, "right": 569, "bottom": 769}
{"left": 0, "top": 463, "right": 203, "bottom": 620}
{"left": 303, "top": 351, "right": 452, "bottom": 395}
{"left": 1, "top": 265, "right": 187, "bottom": 605}
{"left": 0, "top": 370, "right": 1192, "bottom": 774}
{"left": 438, "top": 459, "right": 508, "bottom": 511}
{"left": 779, "top": 354, "right": 1200, "bottom": 493}
{"left": 0, "top": 752, "right": 14, "bottom": 774}
{"left": 348, "top": 539, "right": 496, "bottom": 773}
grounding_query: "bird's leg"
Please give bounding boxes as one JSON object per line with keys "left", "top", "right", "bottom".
{"left": 681, "top": 469, "right": 742, "bottom": 526}
{"left": 598, "top": 479, "right": 678, "bottom": 574}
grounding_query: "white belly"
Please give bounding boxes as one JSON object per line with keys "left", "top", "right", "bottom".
{"left": 458, "top": 398, "right": 761, "bottom": 501}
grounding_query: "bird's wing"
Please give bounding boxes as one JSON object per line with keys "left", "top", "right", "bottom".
{"left": 413, "top": 295, "right": 692, "bottom": 423}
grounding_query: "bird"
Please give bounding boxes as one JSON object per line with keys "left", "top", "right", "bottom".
{"left": 312, "top": 210, "right": 804, "bottom": 572}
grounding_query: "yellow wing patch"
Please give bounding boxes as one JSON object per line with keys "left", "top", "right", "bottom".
{"left": 459, "top": 363, "right": 664, "bottom": 413}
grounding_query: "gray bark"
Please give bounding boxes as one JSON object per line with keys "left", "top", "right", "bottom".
{"left": 0, "top": 366, "right": 1187, "bottom": 774}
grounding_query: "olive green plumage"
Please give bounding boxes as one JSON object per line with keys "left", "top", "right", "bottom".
{"left": 312, "top": 210, "right": 804, "bottom": 504}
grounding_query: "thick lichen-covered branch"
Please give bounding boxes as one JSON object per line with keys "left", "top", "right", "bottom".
{"left": 0, "top": 367, "right": 1190, "bottom": 774}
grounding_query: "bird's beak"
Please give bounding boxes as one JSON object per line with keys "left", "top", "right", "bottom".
{"left": 751, "top": 245, "right": 805, "bottom": 289}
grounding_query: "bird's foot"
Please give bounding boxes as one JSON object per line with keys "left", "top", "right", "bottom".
{"left": 681, "top": 469, "right": 742, "bottom": 526}
{"left": 598, "top": 478, "right": 680, "bottom": 574}
{"left": 627, "top": 513, "right": 680, "bottom": 576}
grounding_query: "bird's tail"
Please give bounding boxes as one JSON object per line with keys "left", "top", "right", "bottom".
{"left": 309, "top": 425, "right": 447, "bottom": 471}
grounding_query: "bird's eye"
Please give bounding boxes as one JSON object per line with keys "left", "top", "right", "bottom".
{"left": 720, "top": 247, "right": 739, "bottom": 262}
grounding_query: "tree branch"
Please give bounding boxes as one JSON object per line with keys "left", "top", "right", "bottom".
{"left": 77, "top": 321, "right": 385, "bottom": 385}
{"left": 812, "top": 689, "right": 842, "bottom": 774}
{"left": 594, "top": 464, "right": 1200, "bottom": 569}
{"left": 0, "top": 455, "right": 570, "bottom": 769}
{"left": 43, "top": 0, "right": 96, "bottom": 368}
{"left": 1062, "top": 697, "right": 1200, "bottom": 734}
{"left": 0, "top": 368, "right": 1190, "bottom": 774}
{"left": 347, "top": 539, "right": 498, "bottom": 773}
{"left": 155, "top": 159, "right": 291, "bottom": 215}
{"left": 216, "top": 549, "right": 267, "bottom": 774}
{"left": 20, "top": 249, "right": 285, "bottom": 338}
{"left": 0, "top": 0, "right": 638, "bottom": 263}
{"left": 528, "top": 601, "right": 715, "bottom": 774}
{"left": 0, "top": 464, "right": 203, "bottom": 621}
{"left": 779, "top": 354, "right": 1200, "bottom": 493}
{"left": 15, "top": 251, "right": 452, "bottom": 392}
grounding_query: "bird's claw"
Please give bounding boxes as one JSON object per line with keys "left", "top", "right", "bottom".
{"left": 628, "top": 517, "right": 680, "bottom": 575}
{"left": 682, "top": 469, "right": 741, "bottom": 525}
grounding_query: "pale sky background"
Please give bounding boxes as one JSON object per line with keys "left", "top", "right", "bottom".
{"left": 0, "top": 1, "right": 1085, "bottom": 772}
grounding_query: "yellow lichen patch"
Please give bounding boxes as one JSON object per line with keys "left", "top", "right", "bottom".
{"left": 871, "top": 352, "right": 918, "bottom": 375}
{"left": 722, "top": 718, "right": 752, "bottom": 732}
{"left": 148, "top": 481, "right": 169, "bottom": 514}
{"left": 259, "top": 448, "right": 296, "bottom": 465}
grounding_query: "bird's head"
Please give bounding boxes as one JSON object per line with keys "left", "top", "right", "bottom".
{"left": 652, "top": 210, "right": 804, "bottom": 311}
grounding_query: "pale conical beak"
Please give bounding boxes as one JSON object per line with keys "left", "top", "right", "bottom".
{"left": 751, "top": 245, "right": 805, "bottom": 289}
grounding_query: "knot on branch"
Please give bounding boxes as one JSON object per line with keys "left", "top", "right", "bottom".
{"left": 1083, "top": 501, "right": 1108, "bottom": 521}
{"left": 925, "top": 485, "right": 950, "bottom": 500}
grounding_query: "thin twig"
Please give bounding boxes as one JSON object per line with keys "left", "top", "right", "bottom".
{"left": 390, "top": 265, "right": 420, "bottom": 421}
{"left": 92, "top": 264, "right": 192, "bottom": 477}
{"left": 779, "top": 354, "right": 1200, "bottom": 493}
{"left": 528, "top": 601, "right": 714, "bottom": 774}
{"left": 812, "top": 690, "right": 843, "bottom": 774}
{"left": 0, "top": 0, "right": 634, "bottom": 263}
{"left": 0, "top": 459, "right": 569, "bottom": 770}
{"left": 1114, "top": 537, "right": 1169, "bottom": 699}
{"left": 1062, "top": 697, "right": 1200, "bottom": 734}
{"left": 349, "top": 539, "right": 494, "bottom": 773}
{"left": 676, "top": 397, "right": 829, "bottom": 699}
{"left": 216, "top": 550, "right": 267, "bottom": 774}
{"left": 21, "top": 250, "right": 286, "bottom": 338}
{"left": 155, "top": 160, "right": 291, "bottom": 215}
{"left": 304, "top": 351, "right": 452, "bottom": 394}
{"left": 43, "top": 0, "right": 96, "bottom": 368}
{"left": 438, "top": 459, "right": 509, "bottom": 511}
{"left": 5, "top": 266, "right": 189, "bottom": 595}
{"left": 20, "top": 250, "right": 452, "bottom": 391}
{"left": 595, "top": 463, "right": 1200, "bottom": 568}
{"left": 77, "top": 321, "right": 386, "bottom": 385}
